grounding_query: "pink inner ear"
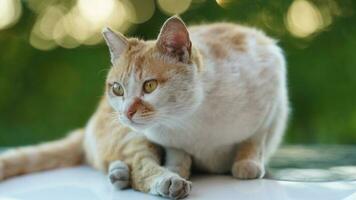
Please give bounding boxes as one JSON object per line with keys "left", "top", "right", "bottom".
{"left": 165, "top": 32, "right": 188, "bottom": 52}
{"left": 173, "top": 32, "right": 189, "bottom": 47}
{"left": 162, "top": 31, "right": 191, "bottom": 57}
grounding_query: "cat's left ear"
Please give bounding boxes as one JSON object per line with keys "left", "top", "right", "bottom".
{"left": 157, "top": 16, "right": 191, "bottom": 63}
{"left": 102, "top": 27, "right": 128, "bottom": 65}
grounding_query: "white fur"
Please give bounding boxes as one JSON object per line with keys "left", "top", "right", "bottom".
{"left": 83, "top": 116, "right": 101, "bottom": 168}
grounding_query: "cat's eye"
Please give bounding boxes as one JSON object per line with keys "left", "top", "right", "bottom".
{"left": 112, "top": 82, "right": 124, "bottom": 96}
{"left": 143, "top": 79, "right": 158, "bottom": 94}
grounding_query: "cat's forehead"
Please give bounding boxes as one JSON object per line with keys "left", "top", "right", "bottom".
{"left": 107, "top": 40, "right": 174, "bottom": 84}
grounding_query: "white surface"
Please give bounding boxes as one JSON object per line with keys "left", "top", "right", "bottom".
{"left": 0, "top": 166, "right": 355, "bottom": 200}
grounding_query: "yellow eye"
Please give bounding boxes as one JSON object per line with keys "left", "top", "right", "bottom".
{"left": 143, "top": 79, "right": 158, "bottom": 94}
{"left": 112, "top": 82, "right": 124, "bottom": 96}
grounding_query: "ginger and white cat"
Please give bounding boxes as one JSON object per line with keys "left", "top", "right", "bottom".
{"left": 0, "top": 16, "right": 288, "bottom": 199}
{"left": 103, "top": 16, "right": 288, "bottom": 179}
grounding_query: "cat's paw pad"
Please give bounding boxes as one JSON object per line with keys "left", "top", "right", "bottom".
{"left": 152, "top": 174, "right": 192, "bottom": 199}
{"left": 108, "top": 160, "right": 130, "bottom": 190}
{"left": 232, "top": 160, "right": 264, "bottom": 179}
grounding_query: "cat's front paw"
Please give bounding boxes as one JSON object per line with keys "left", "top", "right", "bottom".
{"left": 151, "top": 173, "right": 192, "bottom": 199}
{"left": 108, "top": 160, "right": 130, "bottom": 190}
{"left": 232, "top": 160, "right": 265, "bottom": 179}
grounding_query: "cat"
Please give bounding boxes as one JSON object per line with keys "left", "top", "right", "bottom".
{"left": 0, "top": 16, "right": 288, "bottom": 199}
{"left": 102, "top": 16, "right": 288, "bottom": 181}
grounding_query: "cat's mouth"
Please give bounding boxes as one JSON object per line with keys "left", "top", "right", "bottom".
{"left": 120, "top": 116, "right": 154, "bottom": 130}
{"left": 128, "top": 120, "right": 152, "bottom": 131}
{"left": 129, "top": 120, "right": 146, "bottom": 126}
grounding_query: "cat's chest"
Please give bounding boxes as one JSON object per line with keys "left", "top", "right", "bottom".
{"left": 146, "top": 107, "right": 248, "bottom": 149}
{"left": 146, "top": 124, "right": 236, "bottom": 173}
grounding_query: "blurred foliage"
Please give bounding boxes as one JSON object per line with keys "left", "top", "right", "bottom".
{"left": 0, "top": 0, "right": 356, "bottom": 146}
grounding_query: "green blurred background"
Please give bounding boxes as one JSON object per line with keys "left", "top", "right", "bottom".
{"left": 0, "top": 0, "right": 355, "bottom": 146}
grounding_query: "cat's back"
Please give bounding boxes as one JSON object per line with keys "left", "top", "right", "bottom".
{"left": 189, "top": 22, "right": 277, "bottom": 59}
{"left": 188, "top": 22, "right": 285, "bottom": 92}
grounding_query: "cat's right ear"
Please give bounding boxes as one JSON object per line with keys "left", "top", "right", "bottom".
{"left": 102, "top": 27, "right": 128, "bottom": 65}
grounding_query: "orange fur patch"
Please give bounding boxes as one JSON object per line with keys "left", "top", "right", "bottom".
{"left": 235, "top": 140, "right": 258, "bottom": 161}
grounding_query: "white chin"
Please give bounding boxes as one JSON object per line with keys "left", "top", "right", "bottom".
{"left": 127, "top": 120, "right": 148, "bottom": 130}
{"left": 119, "top": 117, "right": 153, "bottom": 131}
{"left": 130, "top": 124, "right": 149, "bottom": 132}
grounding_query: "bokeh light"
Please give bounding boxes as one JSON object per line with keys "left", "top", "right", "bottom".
{"left": 286, "top": 0, "right": 324, "bottom": 38}
{"left": 158, "top": 0, "right": 191, "bottom": 15}
{"left": 121, "top": 0, "right": 155, "bottom": 24}
{"left": 29, "top": 6, "right": 65, "bottom": 50}
{"left": 78, "top": 0, "right": 115, "bottom": 25}
{"left": 0, "top": 0, "right": 22, "bottom": 30}
{"left": 28, "top": 0, "right": 130, "bottom": 50}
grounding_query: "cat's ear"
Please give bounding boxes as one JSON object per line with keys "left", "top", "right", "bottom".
{"left": 156, "top": 16, "right": 191, "bottom": 63}
{"left": 102, "top": 27, "right": 128, "bottom": 65}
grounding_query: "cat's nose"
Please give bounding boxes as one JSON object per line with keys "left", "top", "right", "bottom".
{"left": 126, "top": 97, "right": 141, "bottom": 120}
{"left": 127, "top": 109, "right": 136, "bottom": 120}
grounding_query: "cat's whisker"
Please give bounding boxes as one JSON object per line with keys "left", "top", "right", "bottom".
{"left": 139, "top": 112, "right": 155, "bottom": 117}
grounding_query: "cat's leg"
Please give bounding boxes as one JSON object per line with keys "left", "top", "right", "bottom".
{"left": 124, "top": 137, "right": 191, "bottom": 199}
{"left": 164, "top": 147, "right": 192, "bottom": 179}
{"left": 232, "top": 100, "right": 288, "bottom": 179}
{"left": 231, "top": 132, "right": 266, "bottom": 179}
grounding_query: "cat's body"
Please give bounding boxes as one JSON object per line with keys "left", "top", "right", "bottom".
{"left": 0, "top": 17, "right": 288, "bottom": 199}
{"left": 144, "top": 23, "right": 288, "bottom": 173}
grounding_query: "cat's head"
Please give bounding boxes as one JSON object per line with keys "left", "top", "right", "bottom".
{"left": 102, "top": 16, "right": 203, "bottom": 131}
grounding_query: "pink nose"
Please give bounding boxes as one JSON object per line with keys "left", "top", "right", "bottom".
{"left": 126, "top": 98, "right": 141, "bottom": 120}
{"left": 127, "top": 109, "right": 137, "bottom": 120}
